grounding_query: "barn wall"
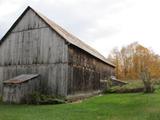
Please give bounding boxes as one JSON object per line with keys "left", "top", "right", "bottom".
{"left": 67, "top": 45, "right": 115, "bottom": 95}
{"left": 0, "top": 67, "right": 3, "bottom": 96}
{"left": 0, "top": 9, "right": 68, "bottom": 96}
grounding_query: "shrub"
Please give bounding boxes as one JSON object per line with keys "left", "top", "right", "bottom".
{"left": 152, "top": 79, "right": 160, "bottom": 91}
{"left": 103, "top": 80, "right": 145, "bottom": 93}
{"left": 27, "top": 92, "right": 65, "bottom": 105}
{"left": 140, "top": 69, "right": 154, "bottom": 93}
{"left": 0, "top": 96, "right": 2, "bottom": 103}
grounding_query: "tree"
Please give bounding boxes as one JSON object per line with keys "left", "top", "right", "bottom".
{"left": 108, "top": 42, "right": 160, "bottom": 81}
{"left": 107, "top": 48, "right": 123, "bottom": 79}
{"left": 140, "top": 67, "right": 153, "bottom": 93}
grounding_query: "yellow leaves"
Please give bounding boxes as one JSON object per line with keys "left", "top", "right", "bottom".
{"left": 108, "top": 42, "right": 160, "bottom": 80}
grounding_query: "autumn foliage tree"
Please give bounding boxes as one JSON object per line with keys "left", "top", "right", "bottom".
{"left": 108, "top": 42, "right": 160, "bottom": 81}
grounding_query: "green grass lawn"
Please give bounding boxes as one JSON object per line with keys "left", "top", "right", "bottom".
{"left": 1, "top": 91, "right": 160, "bottom": 120}
{"left": 0, "top": 92, "right": 160, "bottom": 120}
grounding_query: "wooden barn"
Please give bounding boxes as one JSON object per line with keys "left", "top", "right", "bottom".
{"left": 0, "top": 6, "right": 115, "bottom": 102}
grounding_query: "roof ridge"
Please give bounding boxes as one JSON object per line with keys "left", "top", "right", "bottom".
{"left": 31, "top": 7, "right": 115, "bottom": 67}
{"left": 0, "top": 6, "right": 115, "bottom": 67}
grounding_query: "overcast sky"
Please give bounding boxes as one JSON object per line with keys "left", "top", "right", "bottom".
{"left": 0, "top": 0, "right": 160, "bottom": 57}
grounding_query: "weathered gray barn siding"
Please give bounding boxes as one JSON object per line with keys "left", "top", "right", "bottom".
{"left": 3, "top": 74, "right": 40, "bottom": 104}
{"left": 67, "top": 45, "right": 115, "bottom": 95}
{"left": 0, "top": 9, "right": 68, "bottom": 96}
{"left": 0, "top": 6, "right": 115, "bottom": 99}
{"left": 0, "top": 67, "right": 3, "bottom": 96}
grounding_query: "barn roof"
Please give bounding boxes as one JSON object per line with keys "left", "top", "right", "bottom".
{"left": 0, "top": 6, "right": 115, "bottom": 67}
{"left": 3, "top": 74, "right": 39, "bottom": 84}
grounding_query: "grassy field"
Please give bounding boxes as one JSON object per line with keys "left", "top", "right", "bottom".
{"left": 1, "top": 90, "right": 160, "bottom": 120}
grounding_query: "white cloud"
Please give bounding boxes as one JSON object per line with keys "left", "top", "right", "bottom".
{"left": 0, "top": 0, "right": 160, "bottom": 57}
{"left": 0, "top": 0, "right": 25, "bottom": 17}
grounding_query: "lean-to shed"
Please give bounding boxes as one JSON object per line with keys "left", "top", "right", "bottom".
{"left": 0, "top": 6, "right": 115, "bottom": 101}
{"left": 3, "top": 74, "right": 40, "bottom": 103}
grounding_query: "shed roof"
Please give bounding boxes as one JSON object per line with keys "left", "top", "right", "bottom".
{"left": 3, "top": 74, "right": 39, "bottom": 84}
{"left": 0, "top": 6, "right": 115, "bottom": 67}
